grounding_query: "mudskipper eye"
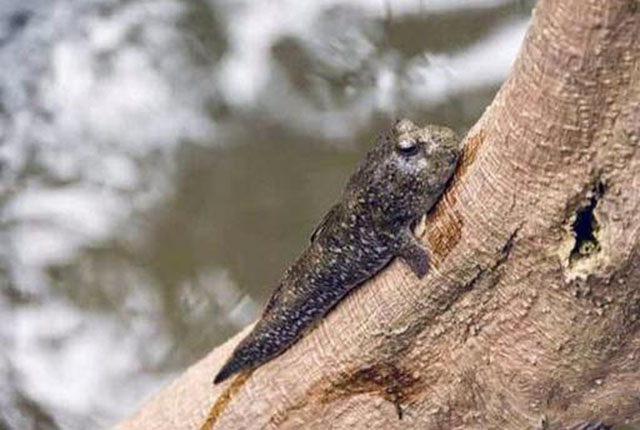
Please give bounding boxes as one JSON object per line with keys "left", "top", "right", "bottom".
{"left": 396, "top": 139, "right": 420, "bottom": 156}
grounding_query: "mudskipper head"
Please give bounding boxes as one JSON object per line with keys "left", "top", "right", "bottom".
{"left": 392, "top": 119, "right": 459, "bottom": 192}
{"left": 349, "top": 119, "right": 460, "bottom": 226}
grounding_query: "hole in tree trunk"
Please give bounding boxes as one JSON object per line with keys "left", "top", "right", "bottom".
{"left": 569, "top": 181, "right": 605, "bottom": 265}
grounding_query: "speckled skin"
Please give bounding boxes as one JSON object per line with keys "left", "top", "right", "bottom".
{"left": 214, "top": 119, "right": 460, "bottom": 384}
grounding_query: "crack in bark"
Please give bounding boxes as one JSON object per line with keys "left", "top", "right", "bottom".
{"left": 200, "top": 370, "right": 253, "bottom": 430}
{"left": 444, "top": 226, "right": 521, "bottom": 316}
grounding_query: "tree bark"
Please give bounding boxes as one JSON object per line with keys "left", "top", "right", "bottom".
{"left": 118, "top": 0, "right": 640, "bottom": 428}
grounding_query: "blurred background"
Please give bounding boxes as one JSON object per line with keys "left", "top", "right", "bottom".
{"left": 3, "top": 0, "right": 627, "bottom": 429}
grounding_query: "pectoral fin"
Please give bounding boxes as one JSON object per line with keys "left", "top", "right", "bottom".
{"left": 398, "top": 233, "right": 429, "bottom": 279}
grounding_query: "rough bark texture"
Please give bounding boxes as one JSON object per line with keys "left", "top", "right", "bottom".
{"left": 118, "top": 0, "right": 640, "bottom": 429}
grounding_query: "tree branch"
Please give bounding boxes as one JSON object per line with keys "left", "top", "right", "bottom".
{"left": 118, "top": 0, "right": 640, "bottom": 428}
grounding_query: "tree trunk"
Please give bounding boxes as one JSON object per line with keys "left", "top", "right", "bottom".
{"left": 117, "top": 0, "right": 640, "bottom": 428}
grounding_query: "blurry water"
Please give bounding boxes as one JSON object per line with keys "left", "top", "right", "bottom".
{"left": 0, "top": 0, "right": 548, "bottom": 428}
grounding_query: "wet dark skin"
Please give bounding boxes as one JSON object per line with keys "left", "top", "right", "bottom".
{"left": 214, "top": 119, "right": 460, "bottom": 384}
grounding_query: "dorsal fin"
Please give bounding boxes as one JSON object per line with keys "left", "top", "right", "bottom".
{"left": 310, "top": 203, "right": 340, "bottom": 243}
